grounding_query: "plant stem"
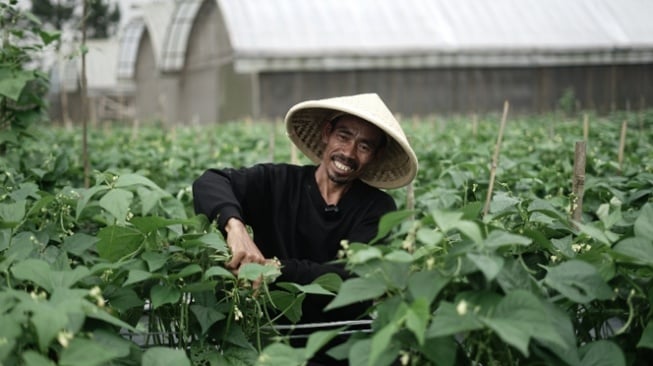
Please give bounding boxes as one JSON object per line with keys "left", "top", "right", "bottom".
{"left": 483, "top": 100, "right": 510, "bottom": 218}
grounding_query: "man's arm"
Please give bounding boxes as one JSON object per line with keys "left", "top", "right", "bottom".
{"left": 193, "top": 168, "right": 266, "bottom": 272}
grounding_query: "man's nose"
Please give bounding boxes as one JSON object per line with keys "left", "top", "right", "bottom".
{"left": 341, "top": 140, "right": 356, "bottom": 156}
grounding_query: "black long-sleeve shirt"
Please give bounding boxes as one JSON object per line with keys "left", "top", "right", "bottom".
{"left": 192, "top": 163, "right": 396, "bottom": 321}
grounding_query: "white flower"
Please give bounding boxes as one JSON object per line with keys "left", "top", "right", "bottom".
{"left": 234, "top": 305, "right": 243, "bottom": 321}
{"left": 456, "top": 300, "right": 468, "bottom": 315}
{"left": 57, "top": 330, "right": 74, "bottom": 348}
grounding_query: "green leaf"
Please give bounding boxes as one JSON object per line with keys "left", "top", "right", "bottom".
{"left": 198, "top": 232, "right": 228, "bottom": 252}
{"left": 637, "top": 321, "right": 653, "bottom": 350}
{"left": 407, "top": 270, "right": 449, "bottom": 305}
{"left": 39, "top": 30, "right": 60, "bottom": 46}
{"left": 406, "top": 298, "right": 430, "bottom": 345}
{"left": 123, "top": 269, "right": 153, "bottom": 286}
{"left": 370, "top": 210, "right": 415, "bottom": 244}
{"left": 490, "top": 192, "right": 520, "bottom": 213}
{"left": 612, "top": 237, "right": 653, "bottom": 266}
{"left": 62, "top": 233, "right": 99, "bottom": 256}
{"left": 575, "top": 222, "right": 617, "bottom": 246}
{"left": 482, "top": 230, "right": 532, "bottom": 248}
{"left": 99, "top": 188, "right": 133, "bottom": 223}
{"left": 579, "top": 340, "right": 625, "bottom": 366}
{"left": 130, "top": 216, "right": 189, "bottom": 234}
{"left": 304, "top": 329, "right": 342, "bottom": 360}
{"left": 312, "top": 272, "right": 343, "bottom": 292}
{"left": 150, "top": 284, "right": 181, "bottom": 309}
{"left": 115, "top": 173, "right": 163, "bottom": 190}
{"left": 325, "top": 277, "right": 387, "bottom": 310}
{"left": 634, "top": 203, "right": 653, "bottom": 239}
{"left": 238, "top": 263, "right": 280, "bottom": 281}
{"left": 0, "top": 201, "right": 26, "bottom": 227}
{"left": 369, "top": 322, "right": 399, "bottom": 366}
{"left": 203, "top": 265, "right": 234, "bottom": 279}
{"left": 22, "top": 350, "right": 56, "bottom": 366}
{"left": 11, "top": 259, "right": 89, "bottom": 292}
{"left": 481, "top": 290, "right": 568, "bottom": 357}
{"left": 284, "top": 283, "right": 334, "bottom": 296}
{"left": 269, "top": 290, "right": 305, "bottom": 323}
{"left": 257, "top": 343, "right": 306, "bottom": 366}
{"left": 426, "top": 302, "right": 484, "bottom": 337}
{"left": 0, "top": 70, "right": 34, "bottom": 100}
{"left": 141, "top": 347, "right": 191, "bottom": 366}
{"left": 74, "top": 185, "right": 109, "bottom": 220}
{"left": 349, "top": 246, "right": 383, "bottom": 264}
{"left": 96, "top": 225, "right": 143, "bottom": 262}
{"left": 141, "top": 251, "right": 167, "bottom": 272}
{"left": 544, "top": 260, "right": 614, "bottom": 303}
{"left": 419, "top": 336, "right": 457, "bottom": 366}
{"left": 190, "top": 304, "right": 226, "bottom": 335}
{"left": 171, "top": 264, "right": 202, "bottom": 279}
{"left": 416, "top": 228, "right": 443, "bottom": 246}
{"left": 467, "top": 253, "right": 504, "bottom": 281}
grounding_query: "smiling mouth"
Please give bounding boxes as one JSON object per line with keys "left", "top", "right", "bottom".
{"left": 334, "top": 160, "right": 353, "bottom": 172}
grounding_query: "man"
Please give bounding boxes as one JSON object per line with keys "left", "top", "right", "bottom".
{"left": 192, "top": 93, "right": 418, "bottom": 324}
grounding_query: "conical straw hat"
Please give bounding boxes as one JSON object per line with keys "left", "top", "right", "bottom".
{"left": 285, "top": 93, "right": 418, "bottom": 189}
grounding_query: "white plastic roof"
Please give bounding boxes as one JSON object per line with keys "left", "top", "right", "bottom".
{"left": 51, "top": 39, "right": 134, "bottom": 96}
{"left": 215, "top": 0, "right": 653, "bottom": 72}
{"left": 117, "top": 0, "right": 177, "bottom": 78}
{"left": 160, "top": 0, "right": 203, "bottom": 71}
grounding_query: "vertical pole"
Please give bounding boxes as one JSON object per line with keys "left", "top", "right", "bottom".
{"left": 618, "top": 120, "right": 627, "bottom": 175}
{"left": 483, "top": 100, "right": 510, "bottom": 218}
{"left": 583, "top": 113, "right": 589, "bottom": 142}
{"left": 572, "top": 141, "right": 586, "bottom": 224}
{"left": 81, "top": 0, "right": 90, "bottom": 188}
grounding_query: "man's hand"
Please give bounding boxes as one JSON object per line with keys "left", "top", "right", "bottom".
{"left": 224, "top": 217, "right": 266, "bottom": 274}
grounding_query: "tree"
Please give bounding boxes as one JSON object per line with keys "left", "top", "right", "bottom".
{"left": 87, "top": 0, "right": 121, "bottom": 39}
{"left": 31, "top": 0, "right": 121, "bottom": 40}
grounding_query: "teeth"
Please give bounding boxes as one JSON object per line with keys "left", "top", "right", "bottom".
{"left": 334, "top": 160, "right": 352, "bottom": 172}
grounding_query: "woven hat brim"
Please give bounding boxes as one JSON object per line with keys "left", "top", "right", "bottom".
{"left": 284, "top": 94, "right": 418, "bottom": 189}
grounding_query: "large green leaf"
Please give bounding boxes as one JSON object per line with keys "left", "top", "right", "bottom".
{"left": 0, "top": 69, "right": 34, "bottom": 100}
{"left": 190, "top": 304, "right": 226, "bottom": 335}
{"left": 481, "top": 290, "right": 568, "bottom": 357}
{"left": 141, "top": 347, "right": 191, "bottom": 366}
{"left": 96, "top": 225, "right": 144, "bottom": 262}
{"left": 407, "top": 270, "right": 449, "bottom": 305}
{"left": 637, "top": 321, "right": 653, "bottom": 350}
{"left": 99, "top": 188, "right": 133, "bottom": 223}
{"left": 482, "top": 230, "right": 532, "bottom": 248}
{"left": 257, "top": 343, "right": 306, "bottom": 366}
{"left": 22, "top": 351, "right": 56, "bottom": 366}
{"left": 634, "top": 203, "right": 653, "bottom": 240}
{"left": 612, "top": 237, "right": 653, "bottom": 266}
{"left": 370, "top": 209, "right": 415, "bottom": 244}
{"left": 579, "top": 340, "right": 625, "bottom": 366}
{"left": 544, "top": 260, "right": 614, "bottom": 303}
{"left": 115, "top": 173, "right": 163, "bottom": 190}
{"left": 467, "top": 252, "right": 504, "bottom": 281}
{"left": 369, "top": 322, "right": 399, "bottom": 366}
{"left": 406, "top": 298, "right": 430, "bottom": 345}
{"left": 11, "top": 259, "right": 89, "bottom": 293}
{"left": 150, "top": 284, "right": 181, "bottom": 309}
{"left": 0, "top": 201, "right": 26, "bottom": 227}
{"left": 426, "top": 302, "right": 484, "bottom": 338}
{"left": 325, "top": 277, "right": 387, "bottom": 310}
{"left": 74, "top": 185, "right": 109, "bottom": 220}
{"left": 304, "top": 329, "right": 342, "bottom": 360}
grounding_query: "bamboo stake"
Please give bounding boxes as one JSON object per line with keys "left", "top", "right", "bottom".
{"left": 572, "top": 141, "right": 586, "bottom": 224}
{"left": 406, "top": 181, "right": 415, "bottom": 212}
{"left": 81, "top": 0, "right": 90, "bottom": 188}
{"left": 583, "top": 113, "right": 589, "bottom": 142}
{"left": 618, "top": 120, "right": 627, "bottom": 175}
{"left": 483, "top": 100, "right": 510, "bottom": 218}
{"left": 472, "top": 113, "right": 478, "bottom": 139}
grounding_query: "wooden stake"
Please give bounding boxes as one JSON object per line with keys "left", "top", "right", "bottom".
{"left": 583, "top": 113, "right": 589, "bottom": 142}
{"left": 483, "top": 100, "right": 510, "bottom": 218}
{"left": 618, "top": 120, "right": 627, "bottom": 174}
{"left": 572, "top": 141, "right": 586, "bottom": 224}
{"left": 406, "top": 181, "right": 415, "bottom": 212}
{"left": 81, "top": 0, "right": 90, "bottom": 188}
{"left": 472, "top": 113, "right": 478, "bottom": 139}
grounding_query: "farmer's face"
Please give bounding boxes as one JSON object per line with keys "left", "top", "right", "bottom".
{"left": 320, "top": 115, "right": 385, "bottom": 185}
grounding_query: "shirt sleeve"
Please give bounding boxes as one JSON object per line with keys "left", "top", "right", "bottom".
{"left": 192, "top": 166, "right": 267, "bottom": 234}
